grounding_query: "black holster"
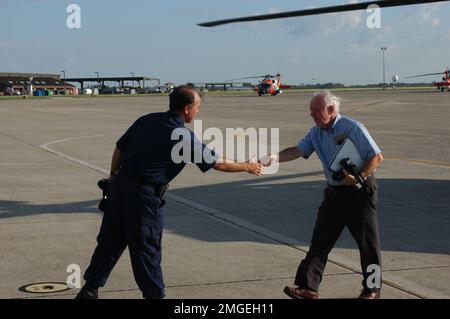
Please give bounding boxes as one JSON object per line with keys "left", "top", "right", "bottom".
{"left": 97, "top": 178, "right": 112, "bottom": 213}
{"left": 155, "top": 184, "right": 169, "bottom": 200}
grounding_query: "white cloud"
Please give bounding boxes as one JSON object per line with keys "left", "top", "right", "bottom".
{"left": 267, "top": 7, "right": 282, "bottom": 15}
{"left": 420, "top": 3, "right": 441, "bottom": 27}
{"left": 284, "top": 0, "right": 363, "bottom": 36}
{"left": 357, "top": 24, "right": 394, "bottom": 45}
{"left": 400, "top": 2, "right": 443, "bottom": 27}
{"left": 346, "top": 42, "right": 399, "bottom": 56}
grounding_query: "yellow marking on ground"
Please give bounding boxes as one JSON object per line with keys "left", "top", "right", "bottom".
{"left": 387, "top": 156, "right": 450, "bottom": 169}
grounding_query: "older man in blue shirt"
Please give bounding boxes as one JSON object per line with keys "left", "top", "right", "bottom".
{"left": 269, "top": 90, "right": 384, "bottom": 299}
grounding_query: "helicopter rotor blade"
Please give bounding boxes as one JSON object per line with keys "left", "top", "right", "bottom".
{"left": 198, "top": 0, "right": 449, "bottom": 27}
{"left": 405, "top": 72, "right": 445, "bottom": 79}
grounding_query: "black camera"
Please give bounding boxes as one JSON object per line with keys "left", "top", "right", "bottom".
{"left": 332, "top": 157, "right": 365, "bottom": 189}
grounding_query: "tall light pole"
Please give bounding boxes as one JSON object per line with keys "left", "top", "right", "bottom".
{"left": 130, "top": 72, "right": 134, "bottom": 88}
{"left": 95, "top": 72, "right": 100, "bottom": 88}
{"left": 381, "top": 47, "right": 387, "bottom": 90}
{"left": 60, "top": 70, "right": 66, "bottom": 95}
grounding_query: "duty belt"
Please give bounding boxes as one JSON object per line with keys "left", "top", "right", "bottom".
{"left": 327, "top": 184, "right": 354, "bottom": 190}
{"left": 121, "top": 168, "right": 169, "bottom": 200}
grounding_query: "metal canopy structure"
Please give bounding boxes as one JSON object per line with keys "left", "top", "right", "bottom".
{"left": 65, "top": 76, "right": 160, "bottom": 91}
{"left": 204, "top": 82, "right": 234, "bottom": 90}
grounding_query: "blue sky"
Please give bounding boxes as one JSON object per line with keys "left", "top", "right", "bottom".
{"left": 1, "top": 0, "right": 450, "bottom": 85}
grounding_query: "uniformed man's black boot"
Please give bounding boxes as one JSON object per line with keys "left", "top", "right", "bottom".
{"left": 75, "top": 284, "right": 99, "bottom": 299}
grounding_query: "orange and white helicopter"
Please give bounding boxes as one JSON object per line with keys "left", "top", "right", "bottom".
{"left": 406, "top": 68, "right": 450, "bottom": 92}
{"left": 199, "top": 0, "right": 449, "bottom": 94}
{"left": 232, "top": 73, "right": 289, "bottom": 96}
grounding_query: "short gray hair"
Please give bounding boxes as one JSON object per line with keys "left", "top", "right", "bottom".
{"left": 313, "top": 90, "right": 341, "bottom": 113}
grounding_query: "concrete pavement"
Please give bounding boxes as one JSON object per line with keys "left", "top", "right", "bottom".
{"left": 1, "top": 90, "right": 449, "bottom": 299}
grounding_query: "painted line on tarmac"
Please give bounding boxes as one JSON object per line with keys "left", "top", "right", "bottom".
{"left": 39, "top": 136, "right": 450, "bottom": 299}
{"left": 39, "top": 134, "right": 112, "bottom": 149}
{"left": 38, "top": 134, "right": 114, "bottom": 174}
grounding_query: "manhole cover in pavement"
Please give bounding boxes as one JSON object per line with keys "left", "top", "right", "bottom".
{"left": 18, "top": 282, "right": 71, "bottom": 294}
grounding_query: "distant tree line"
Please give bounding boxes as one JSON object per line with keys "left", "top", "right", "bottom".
{"left": 294, "top": 82, "right": 435, "bottom": 89}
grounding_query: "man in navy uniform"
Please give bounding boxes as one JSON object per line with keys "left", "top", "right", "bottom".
{"left": 264, "top": 90, "right": 383, "bottom": 299}
{"left": 76, "top": 86, "right": 263, "bottom": 299}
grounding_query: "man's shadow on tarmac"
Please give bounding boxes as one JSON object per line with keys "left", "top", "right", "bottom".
{"left": 1, "top": 173, "right": 449, "bottom": 255}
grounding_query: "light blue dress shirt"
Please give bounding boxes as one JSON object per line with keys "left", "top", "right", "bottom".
{"left": 297, "top": 114, "right": 381, "bottom": 185}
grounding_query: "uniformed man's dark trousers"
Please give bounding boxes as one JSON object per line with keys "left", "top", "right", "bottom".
{"left": 294, "top": 176, "right": 381, "bottom": 293}
{"left": 83, "top": 171, "right": 165, "bottom": 299}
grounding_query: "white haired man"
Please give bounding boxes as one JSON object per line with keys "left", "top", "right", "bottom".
{"left": 266, "top": 90, "right": 384, "bottom": 299}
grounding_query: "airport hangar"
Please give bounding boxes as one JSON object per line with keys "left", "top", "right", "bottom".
{"left": 0, "top": 73, "right": 76, "bottom": 96}
{"left": 0, "top": 72, "right": 160, "bottom": 95}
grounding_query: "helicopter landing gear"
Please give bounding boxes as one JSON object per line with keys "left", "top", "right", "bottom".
{"left": 272, "top": 90, "right": 281, "bottom": 96}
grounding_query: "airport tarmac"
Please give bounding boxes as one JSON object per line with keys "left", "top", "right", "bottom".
{"left": 0, "top": 90, "right": 449, "bottom": 299}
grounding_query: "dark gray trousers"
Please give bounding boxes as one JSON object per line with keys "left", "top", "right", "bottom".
{"left": 294, "top": 176, "right": 382, "bottom": 292}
